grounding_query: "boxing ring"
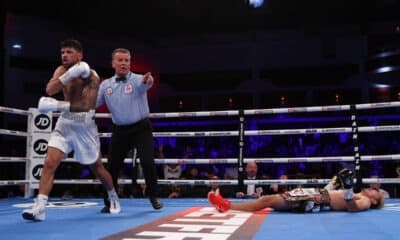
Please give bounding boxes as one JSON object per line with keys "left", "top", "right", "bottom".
{"left": 1, "top": 102, "right": 400, "bottom": 239}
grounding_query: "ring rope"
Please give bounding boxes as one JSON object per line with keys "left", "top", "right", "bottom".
{"left": 0, "top": 157, "right": 29, "bottom": 162}
{"left": 92, "top": 101, "right": 400, "bottom": 119}
{"left": 149, "top": 110, "right": 239, "bottom": 118}
{"left": 154, "top": 158, "right": 238, "bottom": 164}
{"left": 0, "top": 180, "right": 29, "bottom": 186}
{"left": 245, "top": 154, "right": 400, "bottom": 163}
{"left": 0, "top": 129, "right": 28, "bottom": 137}
{"left": 2, "top": 177, "right": 398, "bottom": 187}
{"left": 59, "top": 153, "right": 400, "bottom": 165}
{"left": 0, "top": 124, "right": 396, "bottom": 140}
{"left": 97, "top": 125, "right": 400, "bottom": 139}
{"left": 41, "top": 179, "right": 240, "bottom": 185}
{"left": 0, "top": 106, "right": 30, "bottom": 116}
{"left": 62, "top": 158, "right": 239, "bottom": 164}
{"left": 245, "top": 178, "right": 400, "bottom": 185}
{"left": 1, "top": 101, "right": 400, "bottom": 118}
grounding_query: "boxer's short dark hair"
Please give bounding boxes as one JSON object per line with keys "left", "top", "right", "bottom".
{"left": 61, "top": 39, "right": 83, "bottom": 52}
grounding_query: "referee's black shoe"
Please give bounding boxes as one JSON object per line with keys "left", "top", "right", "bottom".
{"left": 101, "top": 198, "right": 111, "bottom": 213}
{"left": 101, "top": 198, "right": 163, "bottom": 212}
{"left": 149, "top": 197, "right": 163, "bottom": 210}
{"left": 101, "top": 205, "right": 110, "bottom": 213}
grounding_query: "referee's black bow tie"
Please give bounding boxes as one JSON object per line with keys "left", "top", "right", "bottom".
{"left": 116, "top": 76, "right": 127, "bottom": 82}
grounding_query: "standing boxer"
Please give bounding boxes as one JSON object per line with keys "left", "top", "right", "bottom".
{"left": 22, "top": 39, "right": 120, "bottom": 221}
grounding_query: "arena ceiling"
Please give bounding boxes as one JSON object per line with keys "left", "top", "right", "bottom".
{"left": 4, "top": 0, "right": 400, "bottom": 41}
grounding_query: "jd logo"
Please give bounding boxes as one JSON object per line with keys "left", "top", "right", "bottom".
{"left": 34, "top": 114, "right": 51, "bottom": 130}
{"left": 32, "top": 164, "right": 44, "bottom": 180}
{"left": 33, "top": 139, "right": 48, "bottom": 154}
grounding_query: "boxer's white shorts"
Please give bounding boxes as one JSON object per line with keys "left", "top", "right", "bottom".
{"left": 48, "top": 111, "right": 100, "bottom": 165}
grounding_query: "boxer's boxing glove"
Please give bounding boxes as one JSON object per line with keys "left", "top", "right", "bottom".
{"left": 37, "top": 97, "right": 70, "bottom": 113}
{"left": 337, "top": 168, "right": 354, "bottom": 189}
{"left": 59, "top": 61, "right": 90, "bottom": 85}
{"left": 337, "top": 168, "right": 355, "bottom": 200}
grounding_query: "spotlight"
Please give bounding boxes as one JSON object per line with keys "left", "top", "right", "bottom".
{"left": 12, "top": 43, "right": 22, "bottom": 49}
{"left": 366, "top": 48, "right": 400, "bottom": 74}
{"left": 247, "top": 0, "right": 264, "bottom": 8}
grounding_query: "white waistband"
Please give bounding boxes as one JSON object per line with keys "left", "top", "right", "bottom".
{"left": 60, "top": 110, "right": 95, "bottom": 124}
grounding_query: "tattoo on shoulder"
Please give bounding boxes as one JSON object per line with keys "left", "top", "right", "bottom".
{"left": 87, "top": 71, "right": 99, "bottom": 89}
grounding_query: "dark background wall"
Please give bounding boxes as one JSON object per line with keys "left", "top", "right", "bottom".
{"left": 1, "top": 0, "right": 400, "bottom": 147}
{"left": 2, "top": 0, "right": 400, "bottom": 113}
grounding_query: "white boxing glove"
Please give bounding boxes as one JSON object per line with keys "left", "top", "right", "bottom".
{"left": 38, "top": 97, "right": 70, "bottom": 113}
{"left": 59, "top": 61, "right": 90, "bottom": 85}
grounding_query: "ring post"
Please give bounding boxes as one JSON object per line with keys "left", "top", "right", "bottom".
{"left": 238, "top": 110, "right": 245, "bottom": 188}
{"left": 350, "top": 104, "right": 362, "bottom": 193}
{"left": 25, "top": 108, "right": 52, "bottom": 198}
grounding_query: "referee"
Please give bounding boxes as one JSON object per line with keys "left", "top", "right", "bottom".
{"left": 96, "top": 48, "right": 162, "bottom": 212}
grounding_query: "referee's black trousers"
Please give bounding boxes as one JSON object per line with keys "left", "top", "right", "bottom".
{"left": 104, "top": 118, "right": 159, "bottom": 204}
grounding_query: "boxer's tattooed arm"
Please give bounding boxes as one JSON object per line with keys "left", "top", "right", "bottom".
{"left": 69, "top": 70, "right": 99, "bottom": 112}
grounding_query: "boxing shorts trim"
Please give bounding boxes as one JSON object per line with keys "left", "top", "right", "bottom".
{"left": 281, "top": 188, "right": 331, "bottom": 213}
{"left": 60, "top": 110, "right": 95, "bottom": 124}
